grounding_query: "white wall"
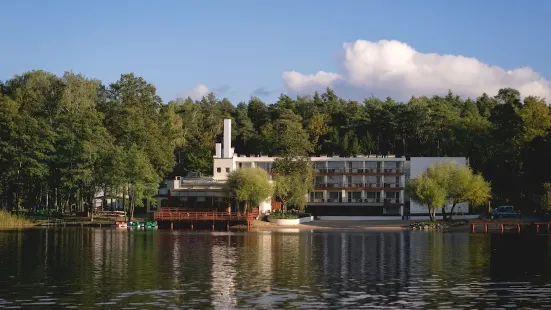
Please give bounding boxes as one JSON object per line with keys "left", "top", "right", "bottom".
{"left": 258, "top": 199, "right": 272, "bottom": 214}
{"left": 167, "top": 176, "right": 181, "bottom": 190}
{"left": 223, "top": 119, "right": 233, "bottom": 158}
{"left": 213, "top": 158, "right": 235, "bottom": 180}
{"left": 409, "top": 157, "right": 470, "bottom": 214}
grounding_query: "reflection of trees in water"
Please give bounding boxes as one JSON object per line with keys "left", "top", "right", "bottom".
{"left": 233, "top": 233, "right": 316, "bottom": 292}
{"left": 311, "top": 232, "right": 411, "bottom": 301}
{"left": 2, "top": 230, "right": 551, "bottom": 308}
{"left": 211, "top": 236, "right": 237, "bottom": 309}
{"left": 489, "top": 233, "right": 551, "bottom": 281}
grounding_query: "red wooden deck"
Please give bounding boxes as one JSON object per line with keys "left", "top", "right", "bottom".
{"left": 153, "top": 207, "right": 259, "bottom": 229}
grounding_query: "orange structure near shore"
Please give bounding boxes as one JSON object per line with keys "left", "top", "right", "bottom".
{"left": 153, "top": 207, "right": 259, "bottom": 230}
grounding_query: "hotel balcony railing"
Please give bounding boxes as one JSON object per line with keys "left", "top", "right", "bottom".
{"left": 314, "top": 168, "right": 403, "bottom": 173}
{"left": 384, "top": 198, "right": 402, "bottom": 204}
{"left": 307, "top": 198, "right": 384, "bottom": 203}
{"left": 314, "top": 183, "right": 403, "bottom": 188}
{"left": 314, "top": 183, "right": 344, "bottom": 188}
{"left": 383, "top": 183, "right": 404, "bottom": 188}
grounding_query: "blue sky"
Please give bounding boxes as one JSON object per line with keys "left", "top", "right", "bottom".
{"left": 1, "top": 0, "right": 550, "bottom": 103}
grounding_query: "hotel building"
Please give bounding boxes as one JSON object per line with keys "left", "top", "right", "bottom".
{"left": 151, "top": 119, "right": 470, "bottom": 220}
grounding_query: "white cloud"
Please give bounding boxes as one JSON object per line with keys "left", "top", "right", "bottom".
{"left": 283, "top": 39, "right": 551, "bottom": 100}
{"left": 282, "top": 71, "right": 343, "bottom": 93}
{"left": 185, "top": 83, "right": 210, "bottom": 100}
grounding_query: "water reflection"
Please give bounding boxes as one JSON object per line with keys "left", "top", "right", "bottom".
{"left": 0, "top": 229, "right": 549, "bottom": 309}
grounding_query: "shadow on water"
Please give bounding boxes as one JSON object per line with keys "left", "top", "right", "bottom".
{"left": 0, "top": 228, "right": 550, "bottom": 309}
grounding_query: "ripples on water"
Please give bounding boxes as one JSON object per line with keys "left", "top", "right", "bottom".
{"left": 0, "top": 229, "right": 550, "bottom": 309}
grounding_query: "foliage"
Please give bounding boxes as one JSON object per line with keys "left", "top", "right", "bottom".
{"left": 227, "top": 167, "right": 273, "bottom": 212}
{"left": 406, "top": 175, "right": 446, "bottom": 221}
{"left": 0, "top": 71, "right": 178, "bottom": 219}
{"left": 1, "top": 69, "right": 551, "bottom": 215}
{"left": 0, "top": 210, "right": 34, "bottom": 228}
{"left": 268, "top": 213, "right": 299, "bottom": 220}
{"left": 267, "top": 212, "right": 311, "bottom": 219}
{"left": 408, "top": 162, "right": 491, "bottom": 221}
{"left": 540, "top": 183, "right": 551, "bottom": 211}
{"left": 272, "top": 156, "right": 313, "bottom": 212}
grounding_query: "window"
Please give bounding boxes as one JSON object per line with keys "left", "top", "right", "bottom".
{"left": 216, "top": 167, "right": 221, "bottom": 173}
{"left": 226, "top": 168, "right": 230, "bottom": 173}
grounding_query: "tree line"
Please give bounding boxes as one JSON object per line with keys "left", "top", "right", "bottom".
{"left": 1, "top": 70, "right": 551, "bottom": 214}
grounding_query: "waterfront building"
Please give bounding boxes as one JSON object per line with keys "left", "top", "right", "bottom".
{"left": 150, "top": 119, "right": 470, "bottom": 220}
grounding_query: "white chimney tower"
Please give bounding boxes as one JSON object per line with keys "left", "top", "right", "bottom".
{"left": 223, "top": 119, "right": 232, "bottom": 158}
{"left": 215, "top": 143, "right": 222, "bottom": 158}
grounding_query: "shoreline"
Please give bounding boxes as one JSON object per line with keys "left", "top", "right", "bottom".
{"left": 245, "top": 219, "right": 412, "bottom": 232}
{"left": 242, "top": 219, "right": 477, "bottom": 232}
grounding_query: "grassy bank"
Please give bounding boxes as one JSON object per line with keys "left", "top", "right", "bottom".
{"left": 0, "top": 210, "right": 35, "bottom": 228}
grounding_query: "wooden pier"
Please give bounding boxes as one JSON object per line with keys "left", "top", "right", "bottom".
{"left": 470, "top": 221, "right": 551, "bottom": 233}
{"left": 153, "top": 207, "right": 259, "bottom": 230}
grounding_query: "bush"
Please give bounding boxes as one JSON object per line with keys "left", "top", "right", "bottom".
{"left": 0, "top": 210, "right": 34, "bottom": 228}
{"left": 268, "top": 213, "right": 299, "bottom": 220}
{"left": 267, "top": 212, "right": 312, "bottom": 220}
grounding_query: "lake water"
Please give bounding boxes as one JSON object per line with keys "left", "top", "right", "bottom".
{"left": 0, "top": 228, "right": 550, "bottom": 309}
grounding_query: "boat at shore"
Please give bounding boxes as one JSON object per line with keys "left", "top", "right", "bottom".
{"left": 114, "top": 221, "right": 127, "bottom": 228}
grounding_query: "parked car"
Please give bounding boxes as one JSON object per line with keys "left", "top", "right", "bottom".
{"left": 491, "top": 206, "right": 521, "bottom": 219}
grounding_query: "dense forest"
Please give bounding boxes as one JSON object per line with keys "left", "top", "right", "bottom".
{"left": 1, "top": 70, "right": 551, "bottom": 213}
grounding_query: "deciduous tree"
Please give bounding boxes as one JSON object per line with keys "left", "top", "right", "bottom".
{"left": 227, "top": 167, "right": 273, "bottom": 212}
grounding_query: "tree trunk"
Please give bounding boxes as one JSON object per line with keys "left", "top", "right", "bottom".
{"left": 448, "top": 202, "right": 458, "bottom": 221}
{"left": 130, "top": 200, "right": 135, "bottom": 221}
{"left": 441, "top": 206, "right": 447, "bottom": 221}
{"left": 428, "top": 206, "right": 435, "bottom": 221}
{"left": 123, "top": 185, "right": 129, "bottom": 220}
{"left": 54, "top": 187, "right": 58, "bottom": 212}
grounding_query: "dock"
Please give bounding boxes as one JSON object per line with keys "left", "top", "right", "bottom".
{"left": 470, "top": 221, "right": 551, "bottom": 233}
{"left": 153, "top": 207, "right": 259, "bottom": 230}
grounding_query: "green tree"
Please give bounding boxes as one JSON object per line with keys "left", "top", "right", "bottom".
{"left": 406, "top": 174, "right": 446, "bottom": 221}
{"left": 424, "top": 162, "right": 492, "bottom": 220}
{"left": 101, "top": 73, "right": 176, "bottom": 219}
{"left": 540, "top": 183, "right": 551, "bottom": 212}
{"left": 272, "top": 157, "right": 313, "bottom": 212}
{"left": 226, "top": 167, "right": 273, "bottom": 213}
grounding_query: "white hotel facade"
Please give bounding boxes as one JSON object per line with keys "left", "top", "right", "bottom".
{"left": 152, "top": 119, "right": 470, "bottom": 220}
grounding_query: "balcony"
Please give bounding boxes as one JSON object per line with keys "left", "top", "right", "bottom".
{"left": 314, "top": 183, "right": 344, "bottom": 188}
{"left": 383, "top": 183, "right": 404, "bottom": 188}
{"left": 382, "top": 168, "right": 403, "bottom": 173}
{"left": 313, "top": 167, "right": 403, "bottom": 174}
{"left": 384, "top": 198, "right": 402, "bottom": 204}
{"left": 313, "top": 183, "right": 403, "bottom": 189}
{"left": 306, "top": 198, "right": 383, "bottom": 203}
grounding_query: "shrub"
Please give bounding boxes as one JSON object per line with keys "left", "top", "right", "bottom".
{"left": 268, "top": 213, "right": 299, "bottom": 220}
{"left": 267, "top": 212, "right": 312, "bottom": 220}
{"left": 0, "top": 210, "right": 34, "bottom": 228}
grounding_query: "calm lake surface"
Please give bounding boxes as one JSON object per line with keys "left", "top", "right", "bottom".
{"left": 0, "top": 228, "right": 550, "bottom": 309}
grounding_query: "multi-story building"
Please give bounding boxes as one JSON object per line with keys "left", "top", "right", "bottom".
{"left": 151, "top": 119, "right": 470, "bottom": 220}
{"left": 307, "top": 156, "right": 405, "bottom": 217}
